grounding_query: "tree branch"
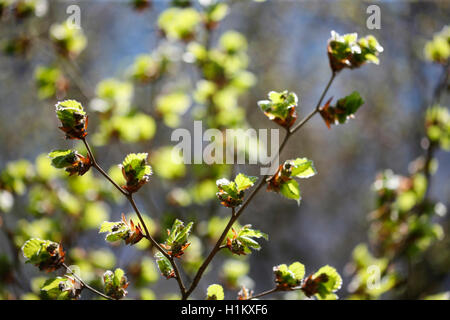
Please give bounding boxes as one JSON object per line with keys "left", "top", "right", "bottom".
{"left": 62, "top": 263, "right": 115, "bottom": 300}
{"left": 81, "top": 138, "right": 187, "bottom": 297}
{"left": 184, "top": 71, "right": 338, "bottom": 299}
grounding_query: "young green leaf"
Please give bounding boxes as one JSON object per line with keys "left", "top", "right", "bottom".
{"left": 226, "top": 224, "right": 268, "bottom": 255}
{"left": 161, "top": 219, "right": 194, "bottom": 258}
{"left": 234, "top": 173, "right": 257, "bottom": 191}
{"left": 41, "top": 276, "right": 82, "bottom": 300}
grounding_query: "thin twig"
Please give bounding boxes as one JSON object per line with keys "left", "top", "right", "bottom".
{"left": 62, "top": 263, "right": 114, "bottom": 300}
{"left": 290, "top": 71, "right": 336, "bottom": 134}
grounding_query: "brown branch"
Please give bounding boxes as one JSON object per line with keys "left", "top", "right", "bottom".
{"left": 184, "top": 72, "right": 338, "bottom": 299}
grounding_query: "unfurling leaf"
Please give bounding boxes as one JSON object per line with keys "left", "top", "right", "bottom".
{"left": 120, "top": 153, "right": 152, "bottom": 193}
{"left": 258, "top": 90, "right": 298, "bottom": 128}
{"left": 327, "top": 31, "right": 383, "bottom": 72}
{"left": 206, "top": 284, "right": 224, "bottom": 300}
{"left": 319, "top": 92, "right": 364, "bottom": 128}
{"left": 21, "top": 238, "right": 65, "bottom": 272}
{"left": 226, "top": 224, "right": 268, "bottom": 255}
{"left": 302, "top": 265, "right": 342, "bottom": 300}
{"left": 55, "top": 100, "right": 88, "bottom": 139}
{"left": 155, "top": 252, "right": 175, "bottom": 279}
{"left": 273, "top": 262, "right": 305, "bottom": 289}
{"left": 161, "top": 219, "right": 194, "bottom": 258}
{"left": 216, "top": 173, "right": 257, "bottom": 207}
{"left": 41, "top": 275, "right": 82, "bottom": 300}
{"left": 48, "top": 149, "right": 92, "bottom": 176}
{"left": 99, "top": 213, "right": 145, "bottom": 245}
{"left": 103, "top": 268, "right": 129, "bottom": 300}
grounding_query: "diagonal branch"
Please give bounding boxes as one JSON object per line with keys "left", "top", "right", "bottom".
{"left": 184, "top": 71, "right": 338, "bottom": 299}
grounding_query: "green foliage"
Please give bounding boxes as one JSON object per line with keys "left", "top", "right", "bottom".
{"left": 0, "top": 189, "right": 13, "bottom": 213}
{"left": 99, "top": 214, "right": 144, "bottom": 245}
{"left": 425, "top": 105, "right": 450, "bottom": 150}
{"left": 161, "top": 219, "right": 194, "bottom": 258}
{"left": 424, "top": 26, "right": 450, "bottom": 64}
{"left": 120, "top": 153, "right": 152, "bottom": 193}
{"left": 267, "top": 158, "right": 317, "bottom": 204}
{"left": 21, "top": 238, "right": 65, "bottom": 272}
{"left": 347, "top": 244, "right": 397, "bottom": 299}
{"left": 155, "top": 252, "right": 174, "bottom": 279}
{"left": 7, "top": 0, "right": 47, "bottom": 19}
{"left": 216, "top": 173, "right": 257, "bottom": 208}
{"left": 151, "top": 146, "right": 186, "bottom": 180}
{"left": 226, "top": 224, "right": 268, "bottom": 255}
{"left": 221, "top": 259, "right": 250, "bottom": 288}
{"left": 274, "top": 262, "right": 305, "bottom": 288}
{"left": 48, "top": 149, "right": 91, "bottom": 176}
{"left": 319, "top": 91, "right": 364, "bottom": 128}
{"left": 203, "top": 1, "right": 229, "bottom": 29}
{"left": 130, "top": 0, "right": 150, "bottom": 11}
{"left": 156, "top": 92, "right": 191, "bottom": 128}
{"left": 41, "top": 276, "right": 81, "bottom": 300}
{"left": 103, "top": 268, "right": 129, "bottom": 300}
{"left": 50, "top": 21, "right": 87, "bottom": 58}
{"left": 93, "top": 113, "right": 156, "bottom": 145}
{"left": 91, "top": 78, "right": 133, "bottom": 115}
{"left": 311, "top": 265, "right": 342, "bottom": 300}
{"left": 158, "top": 8, "right": 201, "bottom": 41}
{"left": 55, "top": 100, "right": 88, "bottom": 139}
{"left": 327, "top": 31, "right": 383, "bottom": 72}
{"left": 0, "top": 159, "right": 34, "bottom": 195}
{"left": 206, "top": 284, "right": 224, "bottom": 300}
{"left": 273, "top": 261, "right": 342, "bottom": 299}
{"left": 128, "top": 54, "right": 165, "bottom": 83}
{"left": 258, "top": 90, "right": 298, "bottom": 128}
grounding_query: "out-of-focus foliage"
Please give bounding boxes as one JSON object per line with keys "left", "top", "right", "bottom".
{"left": 424, "top": 26, "right": 450, "bottom": 64}
{"left": 0, "top": 0, "right": 448, "bottom": 302}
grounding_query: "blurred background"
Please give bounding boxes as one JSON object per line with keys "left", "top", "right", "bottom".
{"left": 0, "top": 0, "right": 449, "bottom": 300}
